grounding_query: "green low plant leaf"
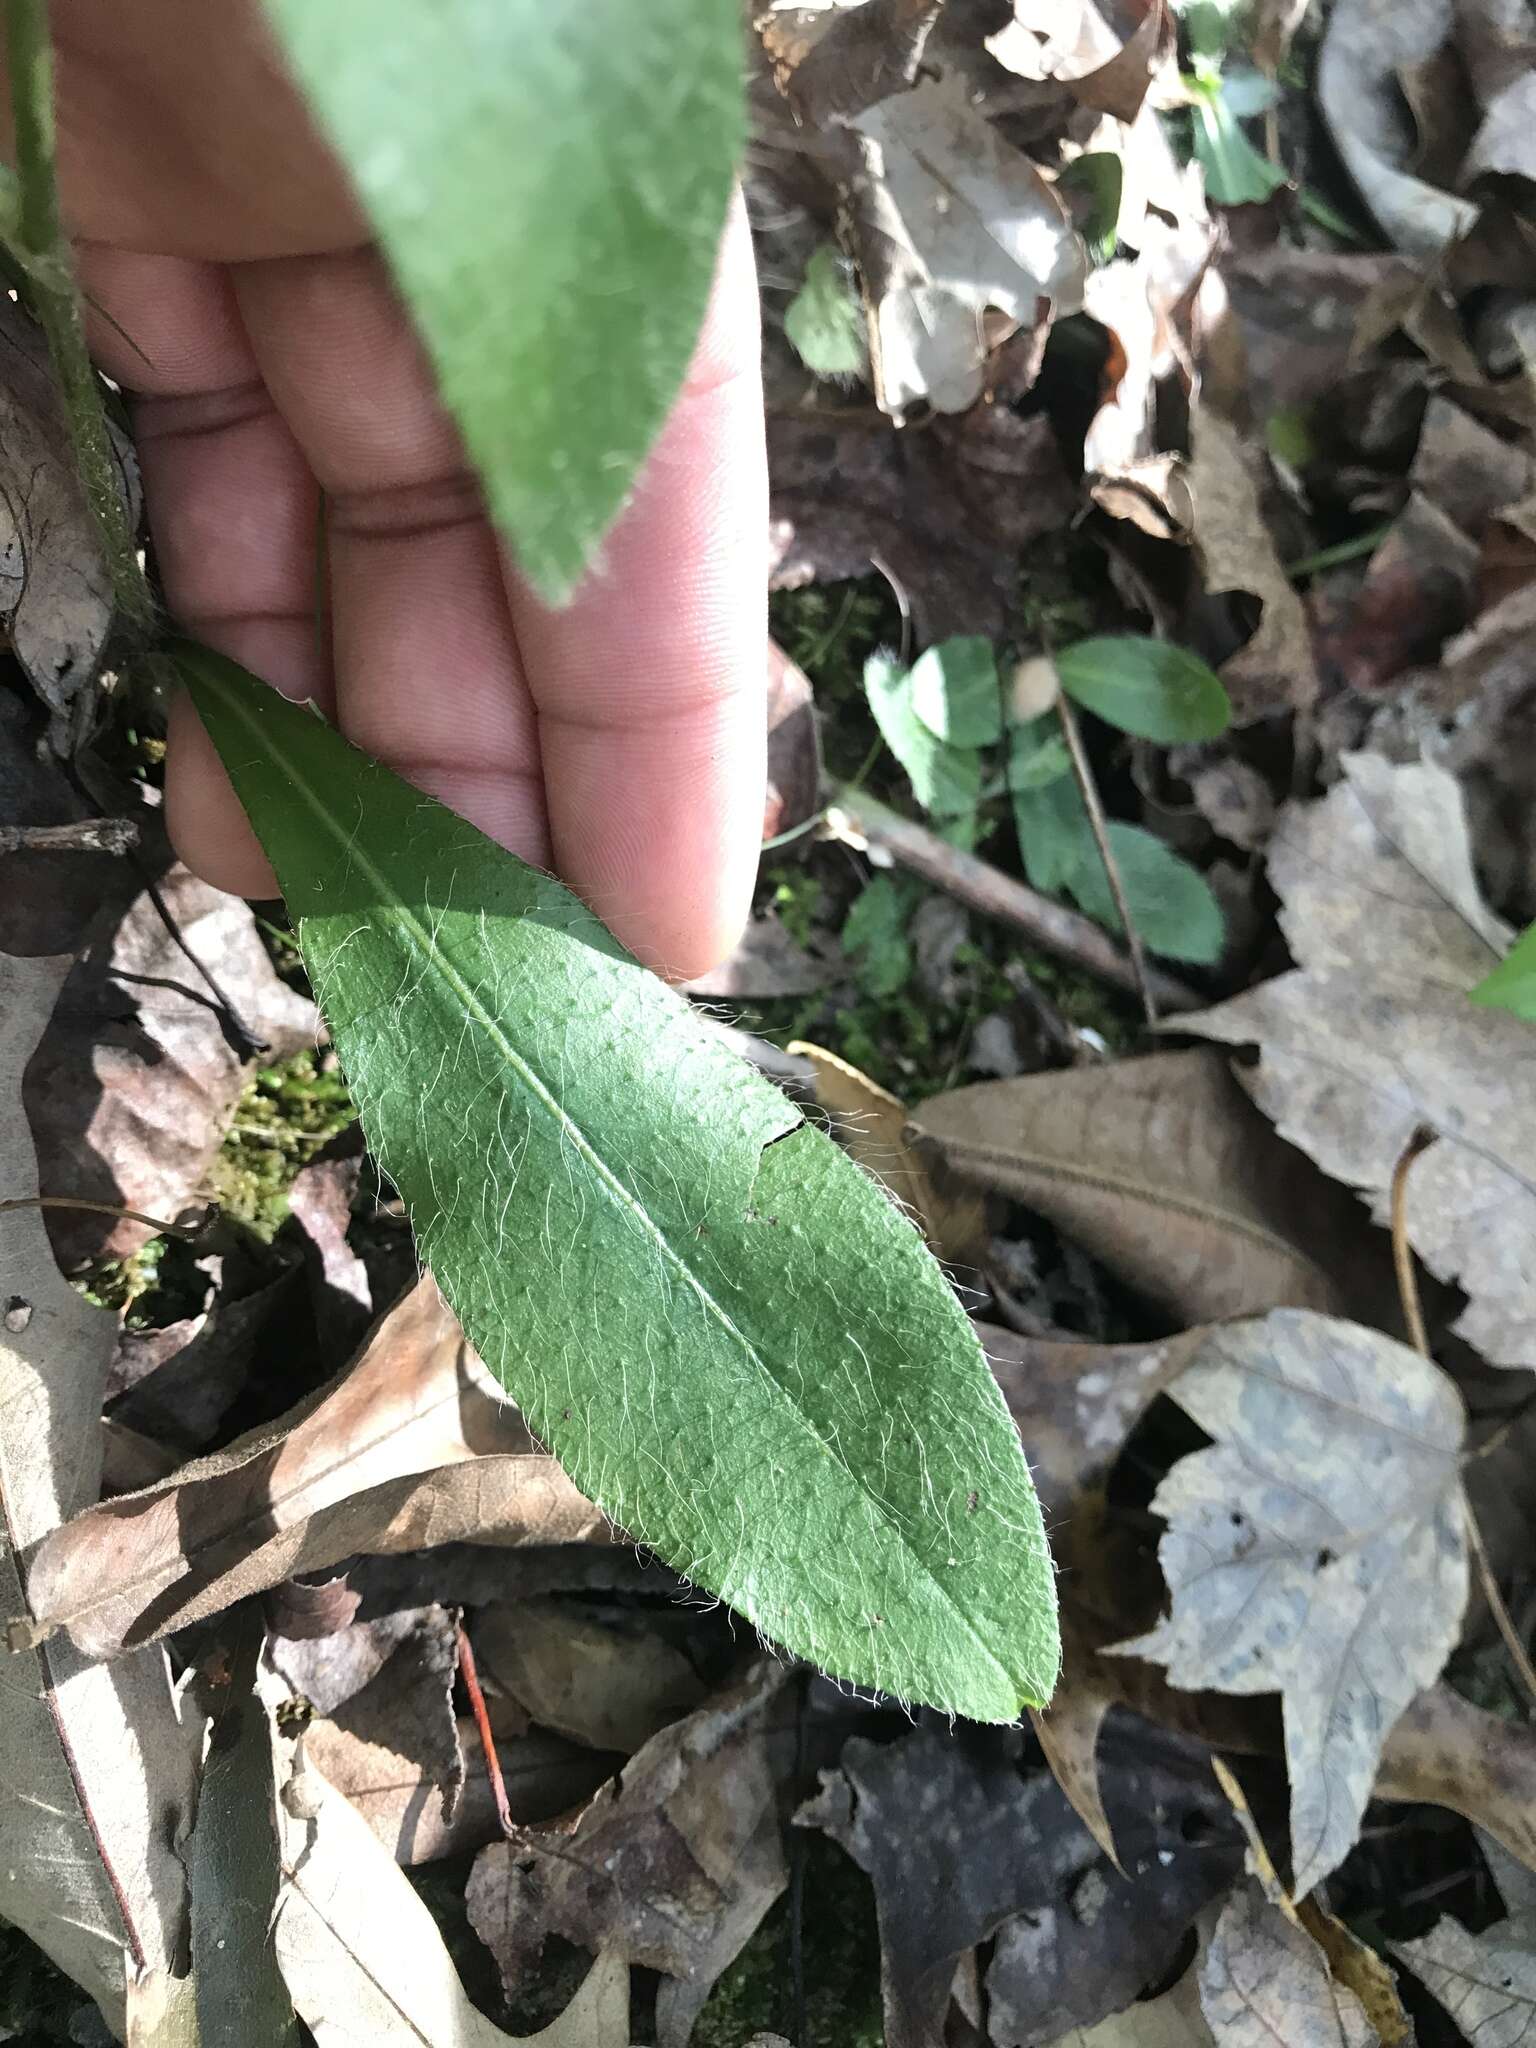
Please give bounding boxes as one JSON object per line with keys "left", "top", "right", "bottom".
{"left": 1471, "top": 923, "right": 1536, "bottom": 1021}
{"left": 910, "top": 638, "right": 1003, "bottom": 749}
{"left": 259, "top": 0, "right": 743, "bottom": 600}
{"left": 1189, "top": 80, "right": 1289, "bottom": 207}
{"left": 1008, "top": 719, "right": 1073, "bottom": 793}
{"left": 784, "top": 242, "right": 867, "bottom": 381}
{"left": 1013, "top": 769, "right": 1226, "bottom": 965}
{"left": 1054, "top": 636, "right": 1232, "bottom": 743}
{"left": 841, "top": 875, "right": 914, "bottom": 999}
{"left": 864, "top": 652, "right": 982, "bottom": 821}
{"left": 175, "top": 644, "right": 1058, "bottom": 1721}
{"left": 1057, "top": 152, "right": 1122, "bottom": 264}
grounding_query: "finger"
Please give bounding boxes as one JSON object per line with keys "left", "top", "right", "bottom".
{"left": 232, "top": 247, "right": 551, "bottom": 868}
{"left": 505, "top": 195, "right": 767, "bottom": 980}
{"left": 79, "top": 244, "right": 326, "bottom": 897}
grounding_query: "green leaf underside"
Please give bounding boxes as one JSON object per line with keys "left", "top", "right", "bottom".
{"left": 259, "top": 0, "right": 743, "bottom": 601}
{"left": 177, "top": 647, "right": 1058, "bottom": 1720}
{"left": 910, "top": 638, "right": 1003, "bottom": 749}
{"left": 1471, "top": 922, "right": 1536, "bottom": 1021}
{"left": 1054, "top": 636, "right": 1232, "bottom": 744}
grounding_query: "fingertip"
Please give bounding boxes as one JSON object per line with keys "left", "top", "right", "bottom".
{"left": 165, "top": 690, "right": 281, "bottom": 899}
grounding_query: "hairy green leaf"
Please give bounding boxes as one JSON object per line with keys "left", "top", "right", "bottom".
{"left": 841, "top": 875, "right": 914, "bottom": 999}
{"left": 864, "top": 651, "right": 982, "bottom": 820}
{"left": 1054, "top": 637, "right": 1232, "bottom": 743}
{"left": 176, "top": 645, "right": 1058, "bottom": 1721}
{"left": 259, "top": 0, "right": 743, "bottom": 599}
{"left": 910, "top": 638, "right": 1003, "bottom": 749}
{"left": 784, "top": 242, "right": 867, "bottom": 381}
{"left": 1471, "top": 922, "right": 1536, "bottom": 1021}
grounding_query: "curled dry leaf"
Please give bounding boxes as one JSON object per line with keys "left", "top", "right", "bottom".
{"left": 1200, "top": 1885, "right": 1375, "bottom": 2048}
{"left": 1116, "top": 1310, "right": 1469, "bottom": 1898}
{"left": 28, "top": 1273, "right": 610, "bottom": 1658}
{"left": 798, "top": 1719, "right": 1239, "bottom": 2048}
{"left": 467, "top": 1659, "right": 793, "bottom": 2048}
{"left": 847, "top": 71, "right": 1085, "bottom": 415}
{"left": 1187, "top": 753, "right": 1536, "bottom": 1366}
{"left": 1317, "top": 0, "right": 1480, "bottom": 257}
{"left": 910, "top": 1049, "right": 1384, "bottom": 1328}
{"left": 0, "top": 952, "right": 200, "bottom": 2033}
{"left": 260, "top": 1670, "right": 631, "bottom": 2047}
{"left": 0, "top": 297, "right": 142, "bottom": 744}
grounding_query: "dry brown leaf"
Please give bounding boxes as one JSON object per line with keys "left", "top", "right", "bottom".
{"left": 0, "top": 297, "right": 141, "bottom": 745}
{"left": 261, "top": 1669, "right": 631, "bottom": 2047}
{"left": 1187, "top": 752, "right": 1536, "bottom": 1367}
{"left": 0, "top": 951, "right": 200, "bottom": 2033}
{"left": 307, "top": 1714, "right": 616, "bottom": 1867}
{"left": 986, "top": 0, "right": 1170, "bottom": 124}
{"left": 25, "top": 859, "right": 318, "bottom": 1266}
{"left": 797, "top": 1719, "right": 1238, "bottom": 2048}
{"left": 793, "top": 1040, "right": 989, "bottom": 1264}
{"left": 1116, "top": 1311, "right": 1469, "bottom": 1898}
{"left": 1189, "top": 406, "right": 1321, "bottom": 722}
{"left": 29, "top": 1274, "right": 610, "bottom": 1657}
{"left": 910, "top": 1048, "right": 1380, "bottom": 1327}
{"left": 1377, "top": 1683, "right": 1536, "bottom": 1874}
{"left": 471, "top": 1599, "right": 707, "bottom": 1757}
{"left": 763, "top": 638, "right": 823, "bottom": 844}
{"left": 467, "top": 1659, "right": 793, "bottom": 2048}
{"left": 847, "top": 70, "right": 1085, "bottom": 415}
{"left": 1199, "top": 1885, "right": 1376, "bottom": 2048}
{"left": 683, "top": 913, "right": 831, "bottom": 1000}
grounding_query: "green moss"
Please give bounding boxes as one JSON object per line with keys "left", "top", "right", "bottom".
{"left": 693, "top": 1839, "right": 883, "bottom": 2048}
{"left": 208, "top": 1048, "right": 356, "bottom": 1239}
{"left": 74, "top": 1232, "right": 170, "bottom": 1316}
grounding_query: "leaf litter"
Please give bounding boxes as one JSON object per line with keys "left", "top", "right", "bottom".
{"left": 6, "top": 0, "right": 1536, "bottom": 2038}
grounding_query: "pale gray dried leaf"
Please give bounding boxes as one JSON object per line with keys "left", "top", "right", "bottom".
{"left": 467, "top": 1660, "right": 792, "bottom": 2048}
{"left": 29, "top": 1274, "right": 610, "bottom": 1657}
{"left": 0, "top": 952, "right": 199, "bottom": 2031}
{"left": 1116, "top": 1311, "right": 1469, "bottom": 1897}
{"left": 1186, "top": 753, "right": 1536, "bottom": 1366}
{"left": 0, "top": 299, "right": 141, "bottom": 744}
{"left": 986, "top": 0, "right": 1169, "bottom": 123}
{"left": 264, "top": 1671, "right": 630, "bottom": 2046}
{"left": 1317, "top": 0, "right": 1480, "bottom": 256}
{"left": 1394, "top": 1909, "right": 1536, "bottom": 2045}
{"left": 1189, "top": 408, "right": 1320, "bottom": 722}
{"left": 910, "top": 1049, "right": 1381, "bottom": 1327}
{"left": 1200, "top": 1886, "right": 1376, "bottom": 2048}
{"left": 849, "top": 71, "right": 1084, "bottom": 415}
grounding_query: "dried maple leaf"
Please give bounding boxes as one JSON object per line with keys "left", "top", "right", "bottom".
{"left": 1200, "top": 1885, "right": 1376, "bottom": 2048}
{"left": 1187, "top": 752, "right": 1536, "bottom": 1366}
{"left": 1115, "top": 1310, "right": 1469, "bottom": 1898}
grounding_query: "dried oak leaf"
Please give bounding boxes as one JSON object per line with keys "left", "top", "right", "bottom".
{"left": 28, "top": 1273, "right": 610, "bottom": 1657}
{"left": 1199, "top": 1885, "right": 1375, "bottom": 2048}
{"left": 797, "top": 1717, "right": 1239, "bottom": 2048}
{"left": 466, "top": 1659, "right": 793, "bottom": 2048}
{"left": 909, "top": 1048, "right": 1388, "bottom": 1328}
{"left": 1186, "top": 751, "right": 1536, "bottom": 1367}
{"left": 0, "top": 952, "right": 199, "bottom": 2034}
{"left": 1115, "top": 1310, "right": 1469, "bottom": 1898}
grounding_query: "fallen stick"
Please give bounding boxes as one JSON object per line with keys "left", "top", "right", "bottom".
{"left": 829, "top": 789, "right": 1203, "bottom": 1015}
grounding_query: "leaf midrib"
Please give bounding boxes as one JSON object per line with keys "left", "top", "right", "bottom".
{"left": 216, "top": 679, "right": 1019, "bottom": 1701}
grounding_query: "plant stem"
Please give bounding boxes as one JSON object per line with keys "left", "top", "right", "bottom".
{"left": 1054, "top": 694, "right": 1159, "bottom": 1031}
{"left": 3, "top": 0, "right": 154, "bottom": 636}
{"left": 1391, "top": 1130, "right": 1536, "bottom": 1715}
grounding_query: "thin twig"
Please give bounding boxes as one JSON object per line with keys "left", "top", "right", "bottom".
{"left": 1054, "top": 693, "right": 1158, "bottom": 1030}
{"left": 3, "top": 0, "right": 154, "bottom": 636}
{"left": 1391, "top": 1129, "right": 1536, "bottom": 1713}
{"left": 0, "top": 816, "right": 138, "bottom": 856}
{"left": 0, "top": 1194, "right": 215, "bottom": 1240}
{"left": 457, "top": 1621, "right": 515, "bottom": 1839}
{"left": 829, "top": 787, "right": 1202, "bottom": 1014}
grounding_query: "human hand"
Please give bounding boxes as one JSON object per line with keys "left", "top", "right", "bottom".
{"left": 5, "top": 0, "right": 766, "bottom": 979}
